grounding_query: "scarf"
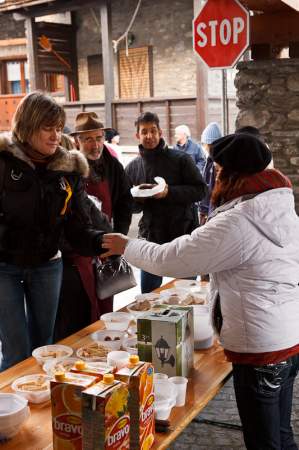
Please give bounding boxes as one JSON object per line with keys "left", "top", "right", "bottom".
{"left": 16, "top": 140, "right": 60, "bottom": 165}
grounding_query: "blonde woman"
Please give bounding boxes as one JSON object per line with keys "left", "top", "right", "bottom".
{"left": 0, "top": 92, "right": 105, "bottom": 371}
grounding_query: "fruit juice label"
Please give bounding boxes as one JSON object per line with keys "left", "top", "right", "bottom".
{"left": 51, "top": 372, "right": 98, "bottom": 450}
{"left": 82, "top": 379, "right": 130, "bottom": 450}
{"left": 71, "top": 362, "right": 113, "bottom": 379}
{"left": 116, "top": 363, "right": 155, "bottom": 450}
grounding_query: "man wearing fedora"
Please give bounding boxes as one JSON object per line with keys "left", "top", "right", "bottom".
{"left": 54, "top": 112, "right": 132, "bottom": 340}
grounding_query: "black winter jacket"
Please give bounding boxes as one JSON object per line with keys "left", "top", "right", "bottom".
{"left": 85, "top": 147, "right": 133, "bottom": 235}
{"left": 125, "top": 139, "right": 208, "bottom": 244}
{"left": 0, "top": 135, "right": 105, "bottom": 267}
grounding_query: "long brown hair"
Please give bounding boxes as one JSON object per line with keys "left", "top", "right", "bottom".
{"left": 211, "top": 167, "right": 245, "bottom": 208}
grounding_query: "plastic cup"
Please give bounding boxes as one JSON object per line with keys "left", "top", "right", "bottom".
{"left": 107, "top": 351, "right": 130, "bottom": 370}
{"left": 154, "top": 373, "right": 168, "bottom": 381}
{"left": 169, "top": 376, "right": 188, "bottom": 407}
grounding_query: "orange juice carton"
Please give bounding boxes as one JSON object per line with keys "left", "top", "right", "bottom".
{"left": 50, "top": 371, "right": 98, "bottom": 450}
{"left": 71, "top": 360, "right": 113, "bottom": 379}
{"left": 115, "top": 355, "right": 155, "bottom": 450}
{"left": 81, "top": 373, "right": 130, "bottom": 450}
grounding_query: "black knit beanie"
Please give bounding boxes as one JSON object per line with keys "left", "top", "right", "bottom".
{"left": 210, "top": 133, "right": 272, "bottom": 174}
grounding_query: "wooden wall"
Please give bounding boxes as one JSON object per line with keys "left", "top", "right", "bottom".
{"left": 63, "top": 96, "right": 238, "bottom": 145}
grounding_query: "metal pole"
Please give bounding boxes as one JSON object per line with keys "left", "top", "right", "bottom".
{"left": 221, "top": 69, "right": 229, "bottom": 135}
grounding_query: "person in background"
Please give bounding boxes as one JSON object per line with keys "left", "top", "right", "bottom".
{"left": 102, "top": 133, "right": 299, "bottom": 450}
{"left": 199, "top": 122, "right": 222, "bottom": 225}
{"left": 173, "top": 124, "right": 206, "bottom": 173}
{"left": 54, "top": 112, "right": 132, "bottom": 340}
{"left": 105, "top": 128, "right": 122, "bottom": 160}
{"left": 125, "top": 111, "right": 207, "bottom": 293}
{"left": 0, "top": 92, "right": 106, "bottom": 371}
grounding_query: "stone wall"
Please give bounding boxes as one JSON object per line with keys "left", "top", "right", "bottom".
{"left": 0, "top": 15, "right": 24, "bottom": 40}
{"left": 235, "top": 59, "right": 299, "bottom": 210}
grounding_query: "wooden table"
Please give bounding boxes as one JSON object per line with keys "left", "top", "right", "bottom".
{"left": 0, "top": 282, "right": 232, "bottom": 450}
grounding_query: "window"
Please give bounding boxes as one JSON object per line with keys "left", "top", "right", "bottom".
{"left": 0, "top": 59, "right": 29, "bottom": 94}
{"left": 43, "top": 73, "right": 65, "bottom": 94}
{"left": 87, "top": 54, "right": 104, "bottom": 85}
{"left": 118, "top": 46, "right": 153, "bottom": 99}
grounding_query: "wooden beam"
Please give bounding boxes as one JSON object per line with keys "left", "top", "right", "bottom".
{"left": 100, "top": 0, "right": 114, "bottom": 128}
{"left": 281, "top": 0, "right": 299, "bottom": 11}
{"left": 9, "top": 0, "right": 99, "bottom": 18}
{"left": 194, "top": 0, "right": 208, "bottom": 139}
{"left": 24, "top": 17, "right": 42, "bottom": 91}
{"left": 251, "top": 11, "right": 299, "bottom": 46}
{"left": 0, "top": 38, "right": 27, "bottom": 46}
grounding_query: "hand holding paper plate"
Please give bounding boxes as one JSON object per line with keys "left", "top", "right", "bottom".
{"left": 131, "top": 177, "right": 166, "bottom": 198}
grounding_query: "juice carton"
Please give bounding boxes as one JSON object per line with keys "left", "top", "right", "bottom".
{"left": 82, "top": 373, "right": 130, "bottom": 450}
{"left": 137, "top": 306, "right": 194, "bottom": 377}
{"left": 115, "top": 355, "right": 155, "bottom": 450}
{"left": 71, "top": 360, "right": 113, "bottom": 379}
{"left": 50, "top": 371, "right": 98, "bottom": 450}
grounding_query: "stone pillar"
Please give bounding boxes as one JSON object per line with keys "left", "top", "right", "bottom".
{"left": 235, "top": 59, "right": 299, "bottom": 211}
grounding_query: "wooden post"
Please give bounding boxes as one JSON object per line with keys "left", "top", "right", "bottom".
{"left": 194, "top": 0, "right": 208, "bottom": 140}
{"left": 25, "top": 17, "right": 41, "bottom": 91}
{"left": 100, "top": 0, "right": 114, "bottom": 127}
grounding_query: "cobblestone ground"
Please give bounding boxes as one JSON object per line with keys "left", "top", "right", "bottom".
{"left": 169, "top": 376, "right": 299, "bottom": 449}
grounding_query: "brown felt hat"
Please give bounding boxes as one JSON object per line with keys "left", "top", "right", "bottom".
{"left": 70, "top": 112, "right": 107, "bottom": 135}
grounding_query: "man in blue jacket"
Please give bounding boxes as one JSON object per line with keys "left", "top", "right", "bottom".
{"left": 173, "top": 124, "right": 206, "bottom": 173}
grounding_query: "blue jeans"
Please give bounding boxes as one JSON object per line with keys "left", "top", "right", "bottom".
{"left": 140, "top": 270, "right": 197, "bottom": 294}
{"left": 233, "top": 354, "right": 299, "bottom": 450}
{"left": 0, "top": 259, "right": 63, "bottom": 371}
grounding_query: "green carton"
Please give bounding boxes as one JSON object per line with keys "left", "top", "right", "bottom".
{"left": 137, "top": 306, "right": 194, "bottom": 377}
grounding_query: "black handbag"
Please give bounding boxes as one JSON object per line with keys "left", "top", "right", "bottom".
{"left": 95, "top": 256, "right": 137, "bottom": 300}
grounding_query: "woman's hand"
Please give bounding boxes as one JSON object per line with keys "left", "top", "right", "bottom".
{"left": 101, "top": 233, "right": 129, "bottom": 258}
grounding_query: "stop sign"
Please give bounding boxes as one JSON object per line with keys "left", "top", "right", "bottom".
{"left": 193, "top": 0, "right": 249, "bottom": 69}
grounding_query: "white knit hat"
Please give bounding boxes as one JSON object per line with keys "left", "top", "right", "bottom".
{"left": 201, "top": 122, "right": 222, "bottom": 144}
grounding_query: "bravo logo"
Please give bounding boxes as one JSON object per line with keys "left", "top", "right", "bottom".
{"left": 141, "top": 393, "right": 155, "bottom": 425}
{"left": 53, "top": 414, "right": 82, "bottom": 440}
{"left": 193, "top": 0, "right": 249, "bottom": 69}
{"left": 107, "top": 415, "right": 130, "bottom": 449}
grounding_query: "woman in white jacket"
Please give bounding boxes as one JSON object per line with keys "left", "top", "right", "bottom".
{"left": 102, "top": 133, "right": 299, "bottom": 450}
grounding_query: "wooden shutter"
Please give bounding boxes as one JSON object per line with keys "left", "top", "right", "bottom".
{"left": 118, "top": 46, "right": 153, "bottom": 99}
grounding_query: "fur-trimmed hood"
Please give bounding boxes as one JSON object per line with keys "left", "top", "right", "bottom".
{"left": 0, "top": 133, "right": 89, "bottom": 177}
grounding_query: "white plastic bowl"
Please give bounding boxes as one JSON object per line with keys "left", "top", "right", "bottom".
{"left": 11, "top": 374, "right": 51, "bottom": 404}
{"left": 43, "top": 357, "right": 81, "bottom": 376}
{"left": 107, "top": 350, "right": 130, "bottom": 370}
{"left": 88, "top": 330, "right": 124, "bottom": 350}
{"left": 76, "top": 343, "right": 109, "bottom": 362}
{"left": 32, "top": 344, "right": 73, "bottom": 366}
{"left": 174, "top": 280, "right": 201, "bottom": 289}
{"left": 0, "top": 393, "right": 29, "bottom": 439}
{"left": 122, "top": 335, "right": 138, "bottom": 355}
{"left": 100, "top": 312, "right": 133, "bottom": 331}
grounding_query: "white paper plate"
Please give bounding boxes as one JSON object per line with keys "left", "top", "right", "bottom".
{"left": 131, "top": 177, "right": 166, "bottom": 198}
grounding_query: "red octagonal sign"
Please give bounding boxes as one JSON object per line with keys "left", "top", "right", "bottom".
{"left": 193, "top": 0, "right": 249, "bottom": 69}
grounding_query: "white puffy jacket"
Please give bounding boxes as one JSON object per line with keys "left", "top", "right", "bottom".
{"left": 124, "top": 188, "right": 299, "bottom": 353}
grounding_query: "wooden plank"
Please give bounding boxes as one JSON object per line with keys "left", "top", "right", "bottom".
{"left": 0, "top": 280, "right": 232, "bottom": 450}
{"left": 240, "top": 0, "right": 291, "bottom": 12}
{"left": 0, "top": 38, "right": 27, "bottom": 47}
{"left": 100, "top": 0, "right": 114, "bottom": 128}
{"left": 194, "top": 0, "right": 208, "bottom": 140}
{"left": 251, "top": 11, "right": 299, "bottom": 46}
{"left": 24, "top": 17, "right": 41, "bottom": 90}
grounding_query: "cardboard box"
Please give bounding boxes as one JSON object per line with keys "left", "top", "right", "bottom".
{"left": 116, "top": 357, "right": 155, "bottom": 450}
{"left": 82, "top": 374, "right": 130, "bottom": 450}
{"left": 50, "top": 372, "right": 98, "bottom": 450}
{"left": 137, "top": 306, "right": 194, "bottom": 377}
